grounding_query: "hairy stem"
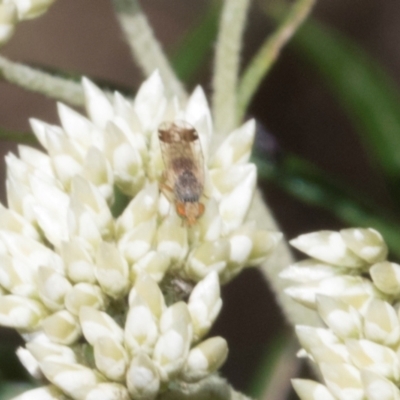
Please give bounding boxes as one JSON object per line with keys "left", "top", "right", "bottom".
{"left": 248, "top": 190, "right": 322, "bottom": 327}
{"left": 112, "top": 0, "right": 186, "bottom": 101}
{"left": 237, "top": 0, "right": 316, "bottom": 121}
{"left": 212, "top": 0, "right": 251, "bottom": 135}
{"left": 0, "top": 55, "right": 85, "bottom": 106}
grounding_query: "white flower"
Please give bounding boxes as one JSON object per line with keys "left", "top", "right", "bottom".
{"left": 285, "top": 228, "right": 400, "bottom": 400}
{"left": 0, "top": 72, "right": 281, "bottom": 399}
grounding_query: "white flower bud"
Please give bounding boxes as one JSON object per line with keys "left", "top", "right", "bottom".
{"left": 116, "top": 183, "right": 159, "bottom": 236}
{"left": 70, "top": 176, "right": 114, "bottom": 240}
{"left": 64, "top": 283, "right": 106, "bottom": 316}
{"left": 218, "top": 165, "right": 256, "bottom": 235}
{"left": 186, "top": 239, "right": 229, "bottom": 281}
{"left": 82, "top": 78, "right": 114, "bottom": 130}
{"left": 132, "top": 251, "right": 170, "bottom": 283}
{"left": 154, "top": 303, "right": 192, "bottom": 380}
{"left": 16, "top": 347, "right": 42, "bottom": 379}
{"left": 18, "top": 145, "right": 54, "bottom": 178}
{"left": 85, "top": 383, "right": 130, "bottom": 400}
{"left": 118, "top": 219, "right": 156, "bottom": 264}
{"left": 29, "top": 174, "right": 70, "bottom": 248}
{"left": 292, "top": 379, "right": 336, "bottom": 400}
{"left": 361, "top": 370, "right": 400, "bottom": 400}
{"left": 0, "top": 295, "right": 46, "bottom": 329}
{"left": 14, "top": 0, "right": 55, "bottom": 20}
{"left": 210, "top": 119, "right": 255, "bottom": 169}
{"left": 295, "top": 326, "right": 349, "bottom": 364}
{"left": 126, "top": 352, "right": 160, "bottom": 400}
{"left": 346, "top": 339, "right": 400, "bottom": 381}
{"left": 340, "top": 228, "right": 387, "bottom": 264}
{"left": 61, "top": 239, "right": 96, "bottom": 284}
{"left": 194, "top": 198, "right": 222, "bottom": 242}
{"left": 103, "top": 122, "right": 145, "bottom": 196}
{"left": 370, "top": 261, "right": 400, "bottom": 295}
{"left": 42, "top": 310, "right": 81, "bottom": 345}
{"left": 0, "top": 4, "right": 17, "bottom": 45}
{"left": 133, "top": 71, "right": 166, "bottom": 132}
{"left": 0, "top": 231, "right": 63, "bottom": 273}
{"left": 285, "top": 275, "right": 375, "bottom": 310}
{"left": 129, "top": 275, "right": 165, "bottom": 320}
{"left": 79, "top": 306, "right": 124, "bottom": 345}
{"left": 188, "top": 271, "right": 222, "bottom": 341}
{"left": 46, "top": 129, "right": 83, "bottom": 188}
{"left": 82, "top": 148, "right": 114, "bottom": 203}
{"left": 280, "top": 259, "right": 340, "bottom": 283}
{"left": 39, "top": 360, "right": 104, "bottom": 400}
{"left": 290, "top": 231, "right": 365, "bottom": 267}
{"left": 68, "top": 202, "right": 102, "bottom": 250}
{"left": 56, "top": 102, "right": 97, "bottom": 151}
{"left": 0, "top": 202, "right": 39, "bottom": 240}
{"left": 363, "top": 299, "right": 400, "bottom": 346}
{"left": 182, "top": 336, "right": 228, "bottom": 382}
{"left": 27, "top": 340, "right": 77, "bottom": 365}
{"left": 37, "top": 266, "right": 72, "bottom": 311}
{"left": 93, "top": 336, "right": 128, "bottom": 382}
{"left": 10, "top": 385, "right": 63, "bottom": 400}
{"left": 6, "top": 176, "right": 35, "bottom": 224}
{"left": 316, "top": 295, "right": 362, "bottom": 340}
{"left": 319, "top": 362, "right": 363, "bottom": 400}
{"left": 0, "top": 253, "right": 36, "bottom": 297}
{"left": 95, "top": 241, "right": 129, "bottom": 298}
{"left": 156, "top": 214, "right": 188, "bottom": 264}
{"left": 247, "top": 230, "right": 282, "bottom": 266}
{"left": 29, "top": 118, "right": 63, "bottom": 150}
{"left": 113, "top": 92, "right": 139, "bottom": 132}
{"left": 124, "top": 303, "right": 158, "bottom": 356}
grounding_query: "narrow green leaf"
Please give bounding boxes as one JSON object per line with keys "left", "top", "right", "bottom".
{"left": 171, "top": 1, "right": 221, "bottom": 83}
{"left": 247, "top": 332, "right": 294, "bottom": 398}
{"left": 253, "top": 152, "right": 400, "bottom": 259}
{"left": 0, "top": 129, "right": 37, "bottom": 145}
{"left": 293, "top": 20, "right": 400, "bottom": 200}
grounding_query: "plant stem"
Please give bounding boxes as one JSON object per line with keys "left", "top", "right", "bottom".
{"left": 160, "top": 375, "right": 253, "bottom": 400}
{"left": 111, "top": 0, "right": 186, "bottom": 101}
{"left": 212, "top": 0, "right": 251, "bottom": 135}
{"left": 0, "top": 55, "right": 85, "bottom": 106}
{"left": 237, "top": 0, "right": 316, "bottom": 121}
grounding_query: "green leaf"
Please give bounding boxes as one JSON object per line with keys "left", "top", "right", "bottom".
{"left": 171, "top": 1, "right": 221, "bottom": 83}
{"left": 293, "top": 19, "right": 400, "bottom": 200}
{"left": 0, "top": 129, "right": 37, "bottom": 145}
{"left": 247, "top": 332, "right": 293, "bottom": 398}
{"left": 253, "top": 152, "right": 400, "bottom": 259}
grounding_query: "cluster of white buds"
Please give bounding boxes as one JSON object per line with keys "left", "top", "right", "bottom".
{"left": 0, "top": 71, "right": 280, "bottom": 400}
{"left": 0, "top": 0, "right": 55, "bottom": 45}
{"left": 281, "top": 228, "right": 400, "bottom": 400}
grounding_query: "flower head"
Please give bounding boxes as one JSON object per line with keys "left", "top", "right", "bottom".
{"left": 1, "top": 72, "right": 280, "bottom": 399}
{"left": 281, "top": 228, "right": 400, "bottom": 400}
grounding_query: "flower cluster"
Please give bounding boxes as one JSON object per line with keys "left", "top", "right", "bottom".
{"left": 281, "top": 228, "right": 400, "bottom": 400}
{"left": 0, "top": 0, "right": 55, "bottom": 46}
{"left": 0, "top": 72, "right": 280, "bottom": 400}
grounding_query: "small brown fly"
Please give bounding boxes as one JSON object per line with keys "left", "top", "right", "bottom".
{"left": 158, "top": 120, "right": 205, "bottom": 225}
